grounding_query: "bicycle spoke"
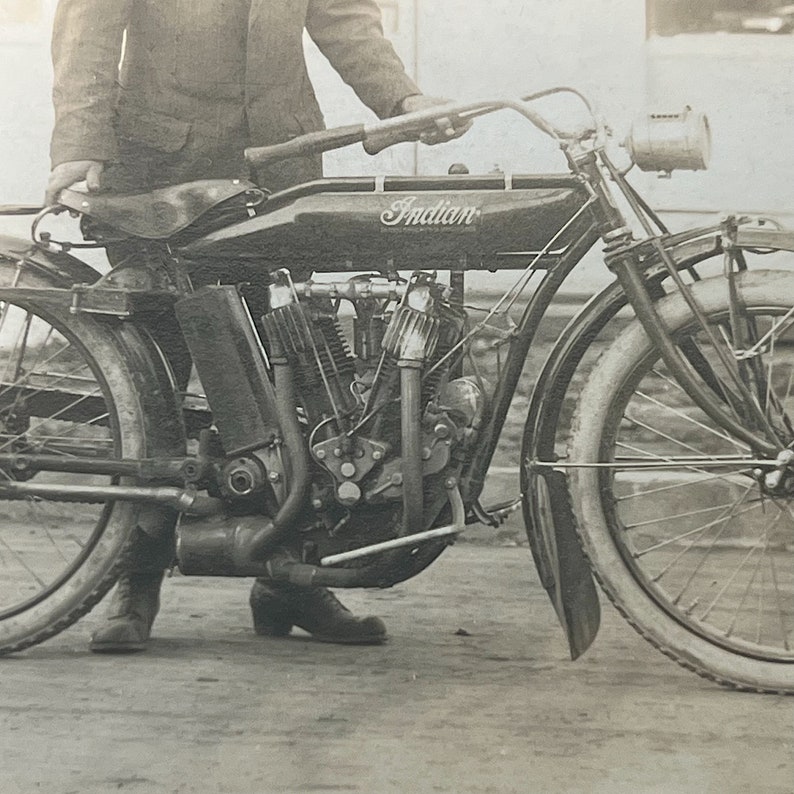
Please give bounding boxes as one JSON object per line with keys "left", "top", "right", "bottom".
{"left": 768, "top": 549, "right": 791, "bottom": 652}
{"left": 616, "top": 304, "right": 794, "bottom": 653}
{"left": 0, "top": 534, "right": 47, "bottom": 590}
{"left": 648, "top": 482, "right": 757, "bottom": 579}
{"left": 0, "top": 311, "right": 32, "bottom": 386}
{"left": 0, "top": 301, "right": 124, "bottom": 624}
{"left": 625, "top": 501, "right": 742, "bottom": 531}
{"left": 668, "top": 498, "right": 759, "bottom": 608}
{"left": 635, "top": 500, "right": 760, "bottom": 558}
{"left": 617, "top": 469, "right": 754, "bottom": 503}
{"left": 725, "top": 534, "right": 767, "bottom": 639}
{"left": 699, "top": 524, "right": 773, "bottom": 621}
{"left": 634, "top": 390, "right": 751, "bottom": 451}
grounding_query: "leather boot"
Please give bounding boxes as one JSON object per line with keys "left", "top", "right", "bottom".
{"left": 249, "top": 579, "right": 387, "bottom": 645}
{"left": 89, "top": 571, "right": 164, "bottom": 653}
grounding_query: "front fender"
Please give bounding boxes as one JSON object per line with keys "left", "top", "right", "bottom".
{"left": 521, "top": 225, "right": 727, "bottom": 659}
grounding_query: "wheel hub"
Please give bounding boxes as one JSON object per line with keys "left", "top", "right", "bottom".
{"left": 755, "top": 448, "right": 794, "bottom": 496}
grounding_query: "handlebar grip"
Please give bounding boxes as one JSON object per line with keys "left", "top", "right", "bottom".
{"left": 0, "top": 205, "right": 45, "bottom": 216}
{"left": 245, "top": 124, "right": 365, "bottom": 166}
{"left": 362, "top": 124, "right": 425, "bottom": 156}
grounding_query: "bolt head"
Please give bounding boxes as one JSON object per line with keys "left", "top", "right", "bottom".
{"left": 316, "top": 449, "right": 326, "bottom": 460}
{"left": 372, "top": 450, "right": 383, "bottom": 461}
{"left": 434, "top": 423, "right": 451, "bottom": 439}
{"left": 337, "top": 481, "right": 362, "bottom": 506}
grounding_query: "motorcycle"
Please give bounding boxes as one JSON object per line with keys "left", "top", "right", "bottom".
{"left": 0, "top": 89, "right": 792, "bottom": 692}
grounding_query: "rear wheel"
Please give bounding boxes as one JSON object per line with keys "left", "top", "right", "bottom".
{"left": 569, "top": 269, "right": 794, "bottom": 692}
{"left": 0, "top": 257, "right": 153, "bottom": 654}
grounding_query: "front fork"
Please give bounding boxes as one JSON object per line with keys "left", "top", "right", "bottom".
{"left": 572, "top": 148, "right": 782, "bottom": 459}
{"left": 607, "top": 230, "right": 780, "bottom": 458}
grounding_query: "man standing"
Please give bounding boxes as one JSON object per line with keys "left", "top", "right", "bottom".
{"left": 47, "top": 0, "right": 461, "bottom": 652}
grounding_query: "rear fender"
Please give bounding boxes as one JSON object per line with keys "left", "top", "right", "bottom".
{"left": 0, "top": 233, "right": 101, "bottom": 286}
{"left": 0, "top": 235, "right": 186, "bottom": 537}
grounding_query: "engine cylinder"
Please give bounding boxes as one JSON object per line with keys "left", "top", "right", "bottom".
{"left": 262, "top": 300, "right": 356, "bottom": 421}
{"left": 382, "top": 304, "right": 440, "bottom": 363}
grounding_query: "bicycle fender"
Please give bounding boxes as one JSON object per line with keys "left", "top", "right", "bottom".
{"left": 0, "top": 234, "right": 186, "bottom": 539}
{"left": 521, "top": 284, "right": 626, "bottom": 659}
{"left": 521, "top": 226, "right": 725, "bottom": 660}
{"left": 0, "top": 233, "right": 102, "bottom": 286}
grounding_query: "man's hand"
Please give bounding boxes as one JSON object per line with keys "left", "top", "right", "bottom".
{"left": 398, "top": 94, "right": 472, "bottom": 145}
{"left": 45, "top": 160, "right": 105, "bottom": 206}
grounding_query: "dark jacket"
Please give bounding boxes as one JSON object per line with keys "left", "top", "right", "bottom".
{"left": 50, "top": 0, "right": 420, "bottom": 191}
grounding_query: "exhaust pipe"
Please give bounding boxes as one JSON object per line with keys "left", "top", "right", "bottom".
{"left": 177, "top": 356, "right": 311, "bottom": 574}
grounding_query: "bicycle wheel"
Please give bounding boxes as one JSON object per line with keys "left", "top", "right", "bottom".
{"left": 0, "top": 258, "right": 153, "bottom": 654}
{"left": 569, "top": 268, "right": 794, "bottom": 692}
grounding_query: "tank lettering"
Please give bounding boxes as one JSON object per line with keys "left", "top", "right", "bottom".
{"left": 380, "top": 196, "right": 480, "bottom": 227}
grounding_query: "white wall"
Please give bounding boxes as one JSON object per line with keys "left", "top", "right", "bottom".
{"left": 0, "top": 0, "right": 55, "bottom": 207}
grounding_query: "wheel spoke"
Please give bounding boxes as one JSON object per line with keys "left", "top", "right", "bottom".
{"left": 570, "top": 267, "right": 794, "bottom": 680}
{"left": 0, "top": 534, "right": 47, "bottom": 589}
{"left": 0, "top": 301, "right": 119, "bottom": 627}
{"left": 636, "top": 499, "right": 759, "bottom": 558}
{"left": 634, "top": 390, "right": 751, "bottom": 451}
{"left": 625, "top": 501, "right": 744, "bottom": 531}
{"left": 618, "top": 469, "right": 754, "bottom": 503}
{"left": 700, "top": 525, "right": 771, "bottom": 621}
{"left": 624, "top": 411, "right": 722, "bottom": 457}
{"left": 725, "top": 534, "right": 767, "bottom": 639}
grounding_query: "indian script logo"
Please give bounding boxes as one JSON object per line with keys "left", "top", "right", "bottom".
{"left": 380, "top": 196, "right": 481, "bottom": 227}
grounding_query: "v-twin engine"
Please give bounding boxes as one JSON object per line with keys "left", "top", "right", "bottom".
{"left": 260, "top": 270, "right": 483, "bottom": 525}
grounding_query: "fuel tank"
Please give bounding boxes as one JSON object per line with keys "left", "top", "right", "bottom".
{"left": 181, "top": 174, "right": 591, "bottom": 272}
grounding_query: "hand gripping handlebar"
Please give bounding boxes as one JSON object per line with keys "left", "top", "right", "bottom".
{"left": 244, "top": 98, "right": 535, "bottom": 167}
{"left": 243, "top": 89, "right": 597, "bottom": 167}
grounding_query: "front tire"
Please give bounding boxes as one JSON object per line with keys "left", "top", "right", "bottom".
{"left": 569, "top": 270, "right": 794, "bottom": 692}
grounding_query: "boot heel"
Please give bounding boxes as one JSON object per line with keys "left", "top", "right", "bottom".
{"left": 250, "top": 579, "right": 294, "bottom": 637}
{"left": 252, "top": 615, "right": 293, "bottom": 637}
{"left": 89, "top": 571, "right": 163, "bottom": 653}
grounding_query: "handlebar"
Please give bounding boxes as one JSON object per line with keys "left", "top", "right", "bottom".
{"left": 244, "top": 100, "right": 488, "bottom": 167}
{"left": 244, "top": 89, "right": 596, "bottom": 168}
{"left": 245, "top": 124, "right": 367, "bottom": 166}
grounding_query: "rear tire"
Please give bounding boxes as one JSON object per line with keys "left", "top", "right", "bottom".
{"left": 0, "top": 256, "right": 164, "bottom": 654}
{"left": 569, "top": 270, "right": 794, "bottom": 692}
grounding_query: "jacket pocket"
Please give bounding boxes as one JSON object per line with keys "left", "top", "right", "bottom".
{"left": 116, "top": 109, "right": 192, "bottom": 153}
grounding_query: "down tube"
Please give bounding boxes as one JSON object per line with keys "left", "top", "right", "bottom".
{"left": 460, "top": 222, "right": 600, "bottom": 502}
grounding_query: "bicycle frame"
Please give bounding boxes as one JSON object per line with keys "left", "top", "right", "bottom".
{"left": 1, "top": 91, "right": 792, "bottom": 526}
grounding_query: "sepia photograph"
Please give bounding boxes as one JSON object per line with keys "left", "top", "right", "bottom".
{"left": 0, "top": 2, "right": 792, "bottom": 792}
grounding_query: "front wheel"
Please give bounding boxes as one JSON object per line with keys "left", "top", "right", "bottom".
{"left": 569, "top": 269, "right": 794, "bottom": 692}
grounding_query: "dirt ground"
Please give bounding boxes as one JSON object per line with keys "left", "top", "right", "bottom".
{"left": 1, "top": 544, "right": 792, "bottom": 794}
